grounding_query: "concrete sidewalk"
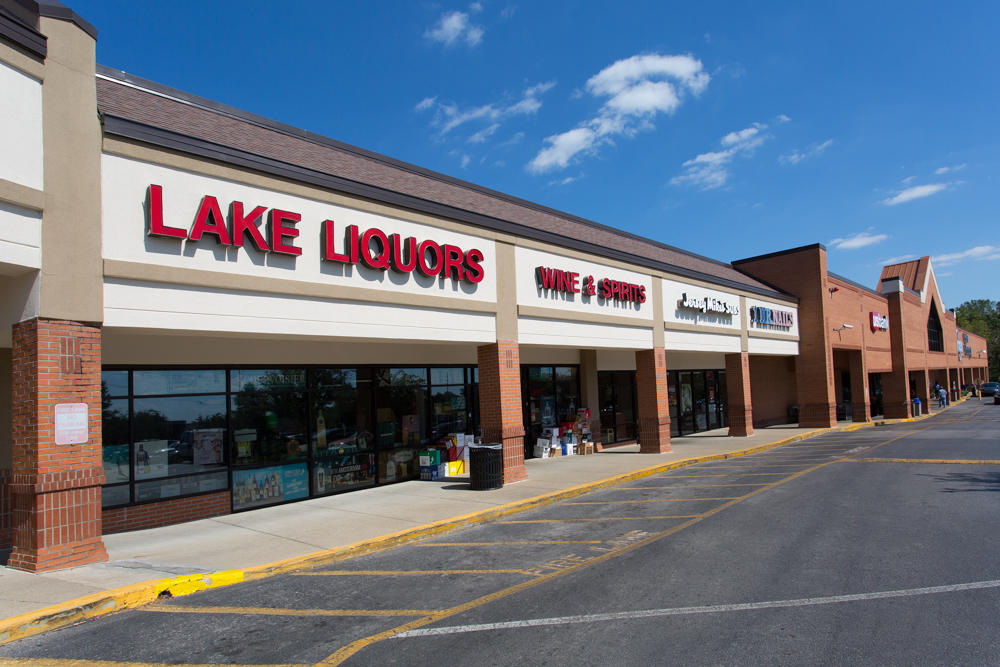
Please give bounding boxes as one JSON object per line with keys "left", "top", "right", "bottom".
{"left": 0, "top": 423, "right": 831, "bottom": 624}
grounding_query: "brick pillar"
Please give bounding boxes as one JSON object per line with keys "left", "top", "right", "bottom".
{"left": 8, "top": 319, "right": 107, "bottom": 571}
{"left": 849, "top": 351, "right": 871, "bottom": 423}
{"left": 725, "top": 352, "right": 754, "bottom": 436}
{"left": 477, "top": 340, "right": 527, "bottom": 483}
{"left": 882, "top": 288, "right": 911, "bottom": 418}
{"left": 912, "top": 369, "right": 930, "bottom": 415}
{"left": 635, "top": 348, "right": 670, "bottom": 453}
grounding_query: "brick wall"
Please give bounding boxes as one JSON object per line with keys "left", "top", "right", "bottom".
{"left": 0, "top": 468, "right": 9, "bottom": 549}
{"left": 635, "top": 348, "right": 670, "bottom": 453}
{"left": 8, "top": 318, "right": 108, "bottom": 571}
{"left": 735, "top": 246, "right": 836, "bottom": 427}
{"left": 477, "top": 341, "right": 527, "bottom": 483}
{"left": 102, "top": 491, "right": 230, "bottom": 534}
{"left": 747, "top": 355, "right": 796, "bottom": 427}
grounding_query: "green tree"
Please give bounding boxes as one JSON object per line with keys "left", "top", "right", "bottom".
{"left": 954, "top": 299, "right": 1000, "bottom": 381}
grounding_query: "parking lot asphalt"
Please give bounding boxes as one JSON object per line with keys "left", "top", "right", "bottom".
{"left": 1, "top": 398, "right": 996, "bottom": 665}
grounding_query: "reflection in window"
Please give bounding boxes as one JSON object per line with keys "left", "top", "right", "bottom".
{"left": 133, "top": 395, "right": 227, "bottom": 479}
{"left": 134, "top": 369, "right": 226, "bottom": 395}
{"left": 311, "top": 368, "right": 376, "bottom": 495}
{"left": 230, "top": 369, "right": 307, "bottom": 466}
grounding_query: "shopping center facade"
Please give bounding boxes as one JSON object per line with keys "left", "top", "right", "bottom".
{"left": 0, "top": 2, "right": 989, "bottom": 571}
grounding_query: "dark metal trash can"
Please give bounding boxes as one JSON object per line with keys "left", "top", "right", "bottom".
{"left": 469, "top": 444, "right": 503, "bottom": 490}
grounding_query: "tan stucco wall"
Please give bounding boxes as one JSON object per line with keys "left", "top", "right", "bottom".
{"left": 38, "top": 17, "right": 103, "bottom": 322}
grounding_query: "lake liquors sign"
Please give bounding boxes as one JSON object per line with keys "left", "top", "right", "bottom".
{"left": 145, "top": 184, "right": 486, "bottom": 284}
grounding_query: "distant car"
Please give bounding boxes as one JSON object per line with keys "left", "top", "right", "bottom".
{"left": 994, "top": 393, "right": 1000, "bottom": 405}
{"left": 981, "top": 382, "right": 999, "bottom": 397}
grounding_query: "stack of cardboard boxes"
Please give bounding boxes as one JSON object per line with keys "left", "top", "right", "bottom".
{"left": 532, "top": 409, "right": 596, "bottom": 458}
{"left": 419, "top": 433, "right": 474, "bottom": 480}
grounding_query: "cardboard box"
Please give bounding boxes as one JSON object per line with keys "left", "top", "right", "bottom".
{"left": 419, "top": 449, "right": 441, "bottom": 467}
{"left": 445, "top": 460, "right": 466, "bottom": 476}
{"left": 533, "top": 438, "right": 551, "bottom": 459}
{"left": 420, "top": 463, "right": 448, "bottom": 481}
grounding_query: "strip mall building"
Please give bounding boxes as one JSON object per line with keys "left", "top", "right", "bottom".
{"left": 0, "top": 2, "right": 989, "bottom": 571}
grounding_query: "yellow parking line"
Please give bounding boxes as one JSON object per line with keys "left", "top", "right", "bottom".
{"left": 617, "top": 483, "right": 770, "bottom": 489}
{"left": 293, "top": 569, "right": 533, "bottom": 576}
{"left": 692, "top": 463, "right": 815, "bottom": 468}
{"left": 414, "top": 540, "right": 603, "bottom": 546}
{"left": 143, "top": 604, "right": 437, "bottom": 617}
{"left": 0, "top": 660, "right": 306, "bottom": 667}
{"left": 655, "top": 473, "right": 789, "bottom": 478}
{"left": 497, "top": 516, "right": 699, "bottom": 523}
{"left": 846, "top": 457, "right": 1000, "bottom": 465}
{"left": 565, "top": 497, "right": 742, "bottom": 505}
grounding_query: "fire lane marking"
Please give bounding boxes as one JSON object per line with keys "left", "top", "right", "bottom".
{"left": 564, "top": 497, "right": 742, "bottom": 505}
{"left": 392, "top": 579, "right": 1000, "bottom": 638}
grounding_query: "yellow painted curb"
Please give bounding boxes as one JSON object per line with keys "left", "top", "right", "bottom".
{"left": 0, "top": 407, "right": 964, "bottom": 645}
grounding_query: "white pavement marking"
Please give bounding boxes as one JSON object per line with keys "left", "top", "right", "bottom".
{"left": 393, "top": 579, "right": 1000, "bottom": 639}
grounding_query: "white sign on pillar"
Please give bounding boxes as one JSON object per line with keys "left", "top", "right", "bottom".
{"left": 54, "top": 403, "right": 89, "bottom": 445}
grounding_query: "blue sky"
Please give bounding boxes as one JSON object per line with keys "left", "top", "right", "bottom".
{"left": 72, "top": 0, "right": 998, "bottom": 306}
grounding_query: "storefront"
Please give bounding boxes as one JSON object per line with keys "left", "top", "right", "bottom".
{"left": 0, "top": 3, "right": 986, "bottom": 572}
{"left": 597, "top": 370, "right": 636, "bottom": 444}
{"left": 668, "top": 370, "right": 728, "bottom": 436}
{"left": 101, "top": 365, "right": 481, "bottom": 512}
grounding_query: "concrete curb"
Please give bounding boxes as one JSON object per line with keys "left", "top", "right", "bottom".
{"left": 0, "top": 405, "right": 967, "bottom": 645}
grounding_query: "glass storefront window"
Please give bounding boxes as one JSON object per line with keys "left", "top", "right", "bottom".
{"left": 230, "top": 369, "right": 308, "bottom": 466}
{"left": 102, "top": 397, "right": 130, "bottom": 486}
{"left": 134, "top": 369, "right": 226, "bottom": 395}
{"left": 101, "top": 365, "right": 478, "bottom": 510}
{"left": 669, "top": 369, "right": 728, "bottom": 436}
{"left": 598, "top": 371, "right": 637, "bottom": 444}
{"left": 133, "top": 395, "right": 227, "bottom": 480}
{"left": 311, "top": 368, "right": 375, "bottom": 495}
{"left": 522, "top": 365, "right": 581, "bottom": 454}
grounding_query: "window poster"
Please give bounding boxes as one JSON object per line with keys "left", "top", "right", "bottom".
{"left": 234, "top": 428, "right": 257, "bottom": 462}
{"left": 135, "top": 440, "right": 169, "bottom": 479}
{"left": 314, "top": 452, "right": 375, "bottom": 494}
{"left": 541, "top": 397, "right": 556, "bottom": 425}
{"left": 193, "top": 428, "right": 225, "bottom": 465}
{"left": 232, "top": 463, "right": 309, "bottom": 510}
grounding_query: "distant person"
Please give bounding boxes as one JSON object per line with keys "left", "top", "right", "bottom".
{"left": 938, "top": 386, "right": 947, "bottom": 408}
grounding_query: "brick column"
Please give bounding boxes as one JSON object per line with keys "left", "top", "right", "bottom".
{"left": 477, "top": 340, "right": 527, "bottom": 483}
{"left": 882, "top": 288, "right": 911, "bottom": 418}
{"left": 725, "top": 352, "right": 754, "bottom": 436}
{"left": 912, "top": 369, "right": 930, "bottom": 415}
{"left": 635, "top": 348, "right": 670, "bottom": 453}
{"left": 849, "top": 351, "right": 871, "bottom": 423}
{"left": 8, "top": 318, "right": 107, "bottom": 571}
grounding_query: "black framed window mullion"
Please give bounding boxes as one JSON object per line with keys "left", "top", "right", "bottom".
{"left": 127, "top": 370, "right": 135, "bottom": 506}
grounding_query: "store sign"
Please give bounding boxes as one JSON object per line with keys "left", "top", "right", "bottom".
{"left": 870, "top": 312, "right": 889, "bottom": 331}
{"left": 146, "top": 184, "right": 485, "bottom": 284}
{"left": 678, "top": 293, "right": 739, "bottom": 316}
{"left": 535, "top": 266, "right": 646, "bottom": 303}
{"left": 54, "top": 403, "right": 88, "bottom": 445}
{"left": 749, "top": 305, "right": 794, "bottom": 328}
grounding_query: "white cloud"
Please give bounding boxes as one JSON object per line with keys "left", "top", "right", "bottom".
{"left": 779, "top": 138, "right": 833, "bottom": 165}
{"left": 829, "top": 231, "right": 889, "bottom": 250}
{"left": 425, "top": 11, "right": 484, "bottom": 47}
{"left": 880, "top": 183, "right": 949, "bottom": 206}
{"left": 529, "top": 127, "right": 598, "bottom": 173}
{"left": 880, "top": 254, "right": 918, "bottom": 266}
{"left": 935, "top": 163, "right": 966, "bottom": 175}
{"left": 527, "top": 53, "right": 709, "bottom": 174}
{"left": 460, "top": 154, "right": 471, "bottom": 168}
{"left": 901, "top": 175, "right": 916, "bottom": 185}
{"left": 422, "top": 81, "right": 555, "bottom": 139}
{"left": 467, "top": 123, "right": 500, "bottom": 143}
{"left": 548, "top": 175, "right": 579, "bottom": 186}
{"left": 776, "top": 114, "right": 791, "bottom": 124}
{"left": 670, "top": 122, "right": 769, "bottom": 190}
{"left": 932, "top": 245, "right": 1000, "bottom": 267}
